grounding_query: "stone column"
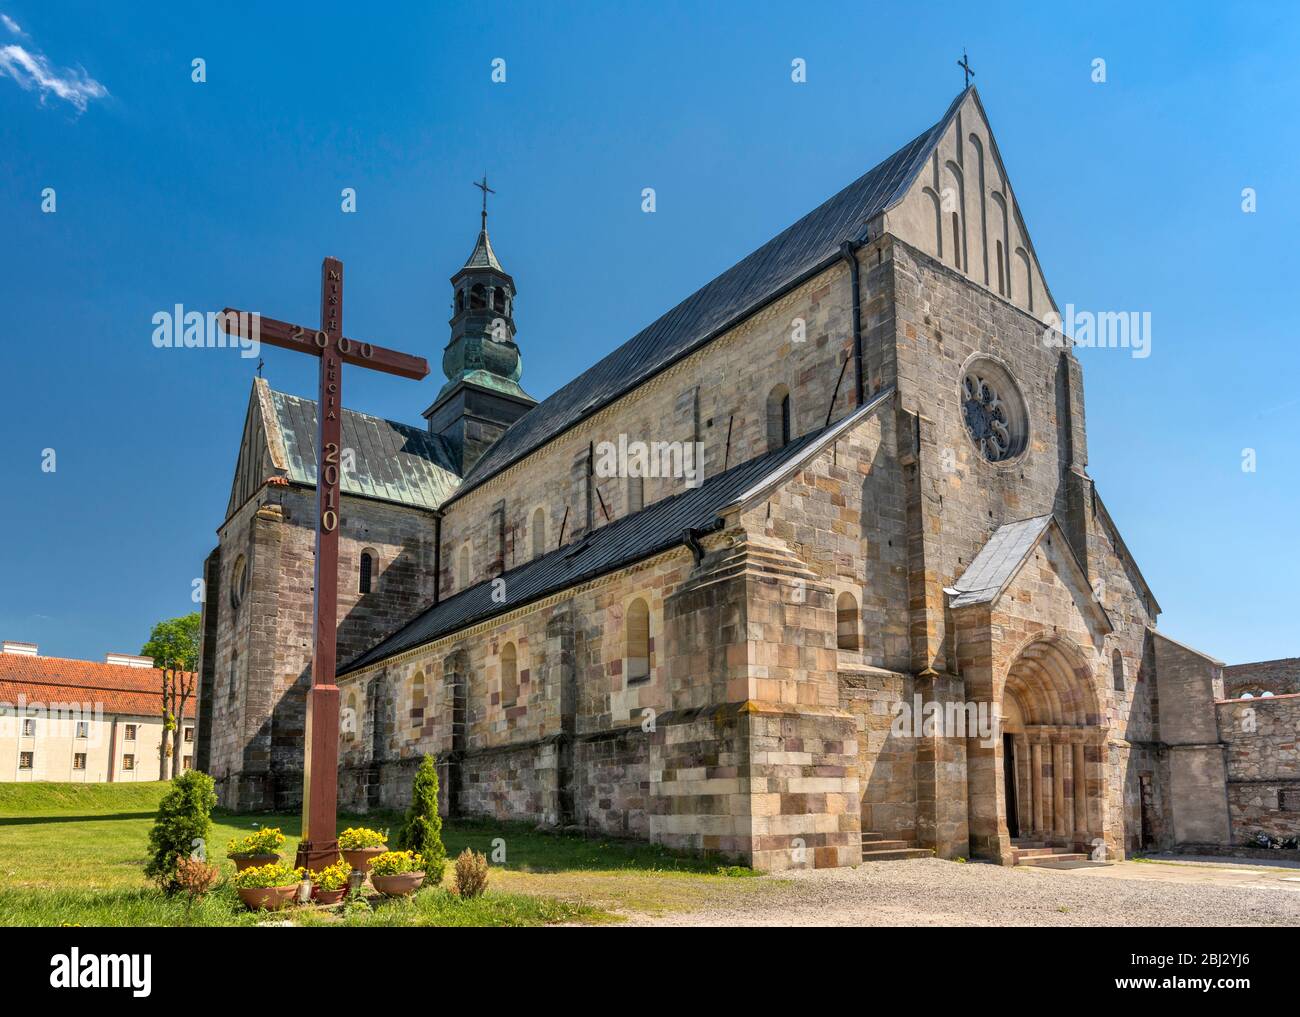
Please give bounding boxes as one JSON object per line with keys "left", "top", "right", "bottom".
{"left": 1030, "top": 742, "right": 1044, "bottom": 834}
{"left": 1073, "top": 741, "right": 1087, "bottom": 839}
{"left": 1052, "top": 741, "right": 1066, "bottom": 836}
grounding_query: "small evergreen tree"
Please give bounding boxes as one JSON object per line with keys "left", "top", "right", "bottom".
{"left": 397, "top": 754, "right": 447, "bottom": 883}
{"left": 144, "top": 769, "right": 216, "bottom": 893}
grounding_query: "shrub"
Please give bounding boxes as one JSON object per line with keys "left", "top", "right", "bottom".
{"left": 175, "top": 856, "right": 219, "bottom": 900}
{"left": 232, "top": 861, "right": 304, "bottom": 889}
{"left": 338, "top": 827, "right": 387, "bottom": 850}
{"left": 226, "top": 827, "right": 285, "bottom": 857}
{"left": 369, "top": 850, "right": 420, "bottom": 877}
{"left": 396, "top": 754, "right": 447, "bottom": 884}
{"left": 312, "top": 858, "right": 353, "bottom": 892}
{"left": 453, "top": 848, "right": 489, "bottom": 899}
{"left": 144, "top": 770, "right": 217, "bottom": 893}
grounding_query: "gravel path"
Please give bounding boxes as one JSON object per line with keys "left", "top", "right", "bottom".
{"left": 624, "top": 858, "right": 1300, "bottom": 926}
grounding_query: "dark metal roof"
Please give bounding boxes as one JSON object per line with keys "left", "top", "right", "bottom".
{"left": 448, "top": 90, "right": 967, "bottom": 504}
{"left": 949, "top": 515, "right": 1053, "bottom": 607}
{"left": 270, "top": 389, "right": 462, "bottom": 511}
{"left": 340, "top": 394, "right": 891, "bottom": 676}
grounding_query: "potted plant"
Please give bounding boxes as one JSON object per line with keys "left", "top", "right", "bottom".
{"left": 310, "top": 857, "right": 352, "bottom": 905}
{"left": 226, "top": 827, "right": 286, "bottom": 871}
{"left": 338, "top": 827, "right": 387, "bottom": 872}
{"left": 232, "top": 861, "right": 303, "bottom": 911}
{"left": 368, "top": 850, "right": 425, "bottom": 897}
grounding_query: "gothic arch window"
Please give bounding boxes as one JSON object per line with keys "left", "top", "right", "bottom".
{"left": 359, "top": 548, "right": 376, "bottom": 594}
{"left": 411, "top": 672, "right": 427, "bottom": 729}
{"left": 531, "top": 507, "right": 546, "bottom": 559}
{"left": 1112, "top": 650, "right": 1125, "bottom": 693}
{"left": 230, "top": 554, "right": 248, "bottom": 609}
{"left": 626, "top": 598, "right": 651, "bottom": 683}
{"left": 836, "top": 592, "right": 860, "bottom": 651}
{"left": 960, "top": 357, "right": 1028, "bottom": 463}
{"left": 500, "top": 642, "right": 518, "bottom": 706}
{"left": 628, "top": 475, "right": 644, "bottom": 514}
{"left": 470, "top": 283, "right": 487, "bottom": 310}
{"left": 457, "top": 543, "right": 471, "bottom": 589}
{"left": 766, "top": 384, "right": 792, "bottom": 451}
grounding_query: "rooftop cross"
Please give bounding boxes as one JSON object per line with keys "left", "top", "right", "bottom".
{"left": 958, "top": 49, "right": 974, "bottom": 88}
{"left": 473, "top": 173, "right": 495, "bottom": 229}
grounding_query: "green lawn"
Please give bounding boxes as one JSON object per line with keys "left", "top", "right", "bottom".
{"left": 0, "top": 782, "right": 763, "bottom": 926}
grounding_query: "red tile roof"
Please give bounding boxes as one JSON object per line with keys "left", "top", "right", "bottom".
{"left": 0, "top": 655, "right": 197, "bottom": 719}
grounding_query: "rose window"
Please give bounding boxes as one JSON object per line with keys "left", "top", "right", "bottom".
{"left": 960, "top": 360, "right": 1027, "bottom": 463}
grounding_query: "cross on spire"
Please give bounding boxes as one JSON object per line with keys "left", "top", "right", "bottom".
{"left": 473, "top": 173, "right": 495, "bottom": 229}
{"left": 958, "top": 49, "right": 975, "bottom": 88}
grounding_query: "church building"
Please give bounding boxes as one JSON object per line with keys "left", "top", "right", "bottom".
{"left": 197, "top": 88, "right": 1297, "bottom": 869}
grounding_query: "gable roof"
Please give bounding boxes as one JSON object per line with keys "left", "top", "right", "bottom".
{"left": 341, "top": 391, "right": 892, "bottom": 676}
{"left": 0, "top": 655, "right": 196, "bottom": 719}
{"left": 446, "top": 89, "right": 972, "bottom": 505}
{"left": 948, "top": 514, "right": 1110, "bottom": 631}
{"left": 268, "top": 387, "right": 461, "bottom": 511}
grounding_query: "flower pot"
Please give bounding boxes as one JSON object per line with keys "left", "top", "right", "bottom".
{"left": 312, "top": 887, "right": 347, "bottom": 906}
{"left": 237, "top": 885, "right": 297, "bottom": 911}
{"left": 229, "top": 853, "right": 280, "bottom": 872}
{"left": 371, "top": 871, "right": 425, "bottom": 897}
{"left": 342, "top": 846, "right": 387, "bottom": 872}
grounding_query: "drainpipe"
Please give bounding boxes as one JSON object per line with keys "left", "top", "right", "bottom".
{"left": 840, "top": 241, "right": 864, "bottom": 406}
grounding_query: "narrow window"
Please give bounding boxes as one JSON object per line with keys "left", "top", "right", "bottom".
{"left": 411, "top": 672, "right": 426, "bottom": 729}
{"left": 1112, "top": 649, "right": 1125, "bottom": 693}
{"left": 531, "top": 507, "right": 546, "bottom": 559}
{"left": 228, "top": 651, "right": 239, "bottom": 703}
{"left": 182, "top": 756, "right": 192, "bottom": 771}
{"left": 22, "top": 718, "right": 35, "bottom": 737}
{"left": 836, "top": 592, "right": 860, "bottom": 651}
{"left": 766, "top": 385, "right": 792, "bottom": 451}
{"left": 996, "top": 241, "right": 1006, "bottom": 296}
{"left": 76, "top": 721, "right": 88, "bottom": 739}
{"left": 626, "top": 599, "right": 651, "bottom": 682}
{"left": 184, "top": 727, "right": 194, "bottom": 743}
{"left": 345, "top": 692, "right": 359, "bottom": 741}
{"left": 628, "top": 475, "right": 644, "bottom": 514}
{"left": 73, "top": 753, "right": 86, "bottom": 770}
{"left": 470, "top": 283, "right": 487, "bottom": 309}
{"left": 124, "top": 724, "right": 137, "bottom": 741}
{"left": 359, "top": 550, "right": 374, "bottom": 594}
{"left": 492, "top": 287, "right": 506, "bottom": 313}
{"left": 501, "top": 643, "right": 518, "bottom": 706}
{"left": 122, "top": 754, "right": 135, "bottom": 771}
{"left": 951, "top": 213, "right": 961, "bottom": 269}
{"left": 458, "top": 544, "right": 471, "bottom": 588}
{"left": 19, "top": 751, "right": 33, "bottom": 770}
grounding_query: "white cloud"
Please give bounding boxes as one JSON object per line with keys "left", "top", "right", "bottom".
{"left": 0, "top": 22, "right": 107, "bottom": 112}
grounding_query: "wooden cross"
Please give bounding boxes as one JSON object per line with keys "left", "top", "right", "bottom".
{"left": 958, "top": 49, "right": 975, "bottom": 88}
{"left": 220, "top": 257, "right": 429, "bottom": 871}
{"left": 473, "top": 173, "right": 494, "bottom": 228}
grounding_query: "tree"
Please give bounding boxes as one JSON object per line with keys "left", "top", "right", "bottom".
{"left": 141, "top": 613, "right": 201, "bottom": 779}
{"left": 397, "top": 754, "right": 447, "bottom": 883}
{"left": 145, "top": 769, "right": 216, "bottom": 893}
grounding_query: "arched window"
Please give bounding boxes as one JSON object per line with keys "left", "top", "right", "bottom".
{"left": 492, "top": 287, "right": 505, "bottom": 313}
{"left": 500, "top": 643, "right": 518, "bottom": 706}
{"left": 230, "top": 554, "right": 248, "bottom": 609}
{"left": 531, "top": 507, "right": 546, "bottom": 559}
{"left": 410, "top": 672, "right": 426, "bottom": 729}
{"left": 359, "top": 549, "right": 375, "bottom": 594}
{"left": 455, "top": 289, "right": 464, "bottom": 313}
{"left": 628, "top": 475, "right": 644, "bottom": 514}
{"left": 345, "top": 692, "right": 358, "bottom": 741}
{"left": 836, "top": 592, "right": 860, "bottom": 651}
{"left": 470, "top": 283, "right": 487, "bottom": 310}
{"left": 626, "top": 598, "right": 650, "bottom": 682}
{"left": 766, "top": 385, "right": 792, "bottom": 451}
{"left": 1112, "top": 649, "right": 1125, "bottom": 693}
{"left": 457, "top": 544, "right": 471, "bottom": 589}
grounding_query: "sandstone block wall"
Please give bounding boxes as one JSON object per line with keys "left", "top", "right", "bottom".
{"left": 1218, "top": 694, "right": 1300, "bottom": 843}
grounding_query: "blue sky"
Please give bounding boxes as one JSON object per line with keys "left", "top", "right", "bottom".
{"left": 0, "top": 1, "right": 1296, "bottom": 665}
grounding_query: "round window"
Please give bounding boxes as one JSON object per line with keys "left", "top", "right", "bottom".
{"left": 230, "top": 554, "right": 248, "bottom": 609}
{"left": 960, "top": 358, "right": 1028, "bottom": 463}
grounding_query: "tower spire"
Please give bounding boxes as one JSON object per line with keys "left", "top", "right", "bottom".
{"left": 473, "top": 173, "right": 495, "bottom": 230}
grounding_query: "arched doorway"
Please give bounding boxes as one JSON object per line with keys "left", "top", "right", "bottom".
{"left": 999, "top": 637, "right": 1106, "bottom": 854}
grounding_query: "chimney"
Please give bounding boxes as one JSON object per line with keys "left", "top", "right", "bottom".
{"left": 105, "top": 652, "right": 155, "bottom": 669}
{"left": 2, "top": 640, "right": 38, "bottom": 657}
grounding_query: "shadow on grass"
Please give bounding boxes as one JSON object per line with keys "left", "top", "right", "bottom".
{"left": 0, "top": 813, "right": 161, "bottom": 826}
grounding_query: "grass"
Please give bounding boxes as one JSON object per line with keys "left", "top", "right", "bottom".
{"left": 0, "top": 782, "right": 764, "bottom": 926}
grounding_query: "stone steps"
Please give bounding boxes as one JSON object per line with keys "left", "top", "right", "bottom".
{"left": 859, "top": 831, "right": 933, "bottom": 862}
{"left": 1015, "top": 852, "right": 1090, "bottom": 866}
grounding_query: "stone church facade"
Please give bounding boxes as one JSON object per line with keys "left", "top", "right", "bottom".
{"left": 197, "top": 88, "right": 1297, "bottom": 870}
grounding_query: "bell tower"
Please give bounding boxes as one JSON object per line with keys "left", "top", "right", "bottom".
{"left": 424, "top": 177, "right": 536, "bottom": 475}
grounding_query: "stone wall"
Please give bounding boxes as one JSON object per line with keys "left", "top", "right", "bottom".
{"left": 1218, "top": 694, "right": 1300, "bottom": 843}
{"left": 1223, "top": 658, "right": 1300, "bottom": 699}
